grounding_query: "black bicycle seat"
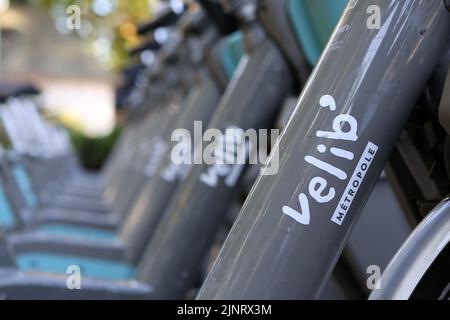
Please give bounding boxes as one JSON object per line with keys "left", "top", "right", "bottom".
{"left": 137, "top": 6, "right": 185, "bottom": 36}
{"left": 128, "top": 39, "right": 162, "bottom": 57}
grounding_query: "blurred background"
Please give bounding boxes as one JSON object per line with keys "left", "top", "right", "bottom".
{"left": 0, "top": 0, "right": 162, "bottom": 169}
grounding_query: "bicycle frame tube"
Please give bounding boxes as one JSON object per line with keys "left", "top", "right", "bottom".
{"left": 120, "top": 69, "right": 221, "bottom": 263}
{"left": 137, "top": 30, "right": 293, "bottom": 299}
{"left": 198, "top": 0, "right": 450, "bottom": 299}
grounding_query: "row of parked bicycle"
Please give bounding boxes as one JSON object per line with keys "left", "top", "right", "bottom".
{"left": 0, "top": 0, "right": 449, "bottom": 300}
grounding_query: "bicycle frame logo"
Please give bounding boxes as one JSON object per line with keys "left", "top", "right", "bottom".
{"left": 282, "top": 95, "right": 378, "bottom": 226}
{"left": 170, "top": 122, "right": 280, "bottom": 187}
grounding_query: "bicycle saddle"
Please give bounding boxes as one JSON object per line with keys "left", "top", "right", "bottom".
{"left": 128, "top": 39, "right": 162, "bottom": 57}
{"left": 137, "top": 5, "right": 186, "bottom": 36}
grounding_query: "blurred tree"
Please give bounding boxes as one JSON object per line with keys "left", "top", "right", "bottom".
{"left": 34, "top": 0, "right": 158, "bottom": 70}
{"left": 5, "top": 0, "right": 159, "bottom": 168}
{"left": 70, "top": 125, "right": 122, "bottom": 170}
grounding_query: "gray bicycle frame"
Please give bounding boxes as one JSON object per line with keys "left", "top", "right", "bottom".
{"left": 136, "top": 15, "right": 293, "bottom": 298}
{"left": 120, "top": 67, "right": 221, "bottom": 263}
{"left": 198, "top": 0, "right": 450, "bottom": 299}
{"left": 5, "top": 27, "right": 227, "bottom": 262}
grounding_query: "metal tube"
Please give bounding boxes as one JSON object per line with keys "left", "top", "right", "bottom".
{"left": 120, "top": 70, "right": 221, "bottom": 263}
{"left": 198, "top": 0, "right": 450, "bottom": 299}
{"left": 137, "top": 35, "right": 293, "bottom": 298}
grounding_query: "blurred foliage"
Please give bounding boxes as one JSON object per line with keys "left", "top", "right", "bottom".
{"left": 35, "top": 0, "right": 158, "bottom": 70}
{"left": 25, "top": 0, "right": 156, "bottom": 168}
{"left": 69, "top": 125, "right": 122, "bottom": 170}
